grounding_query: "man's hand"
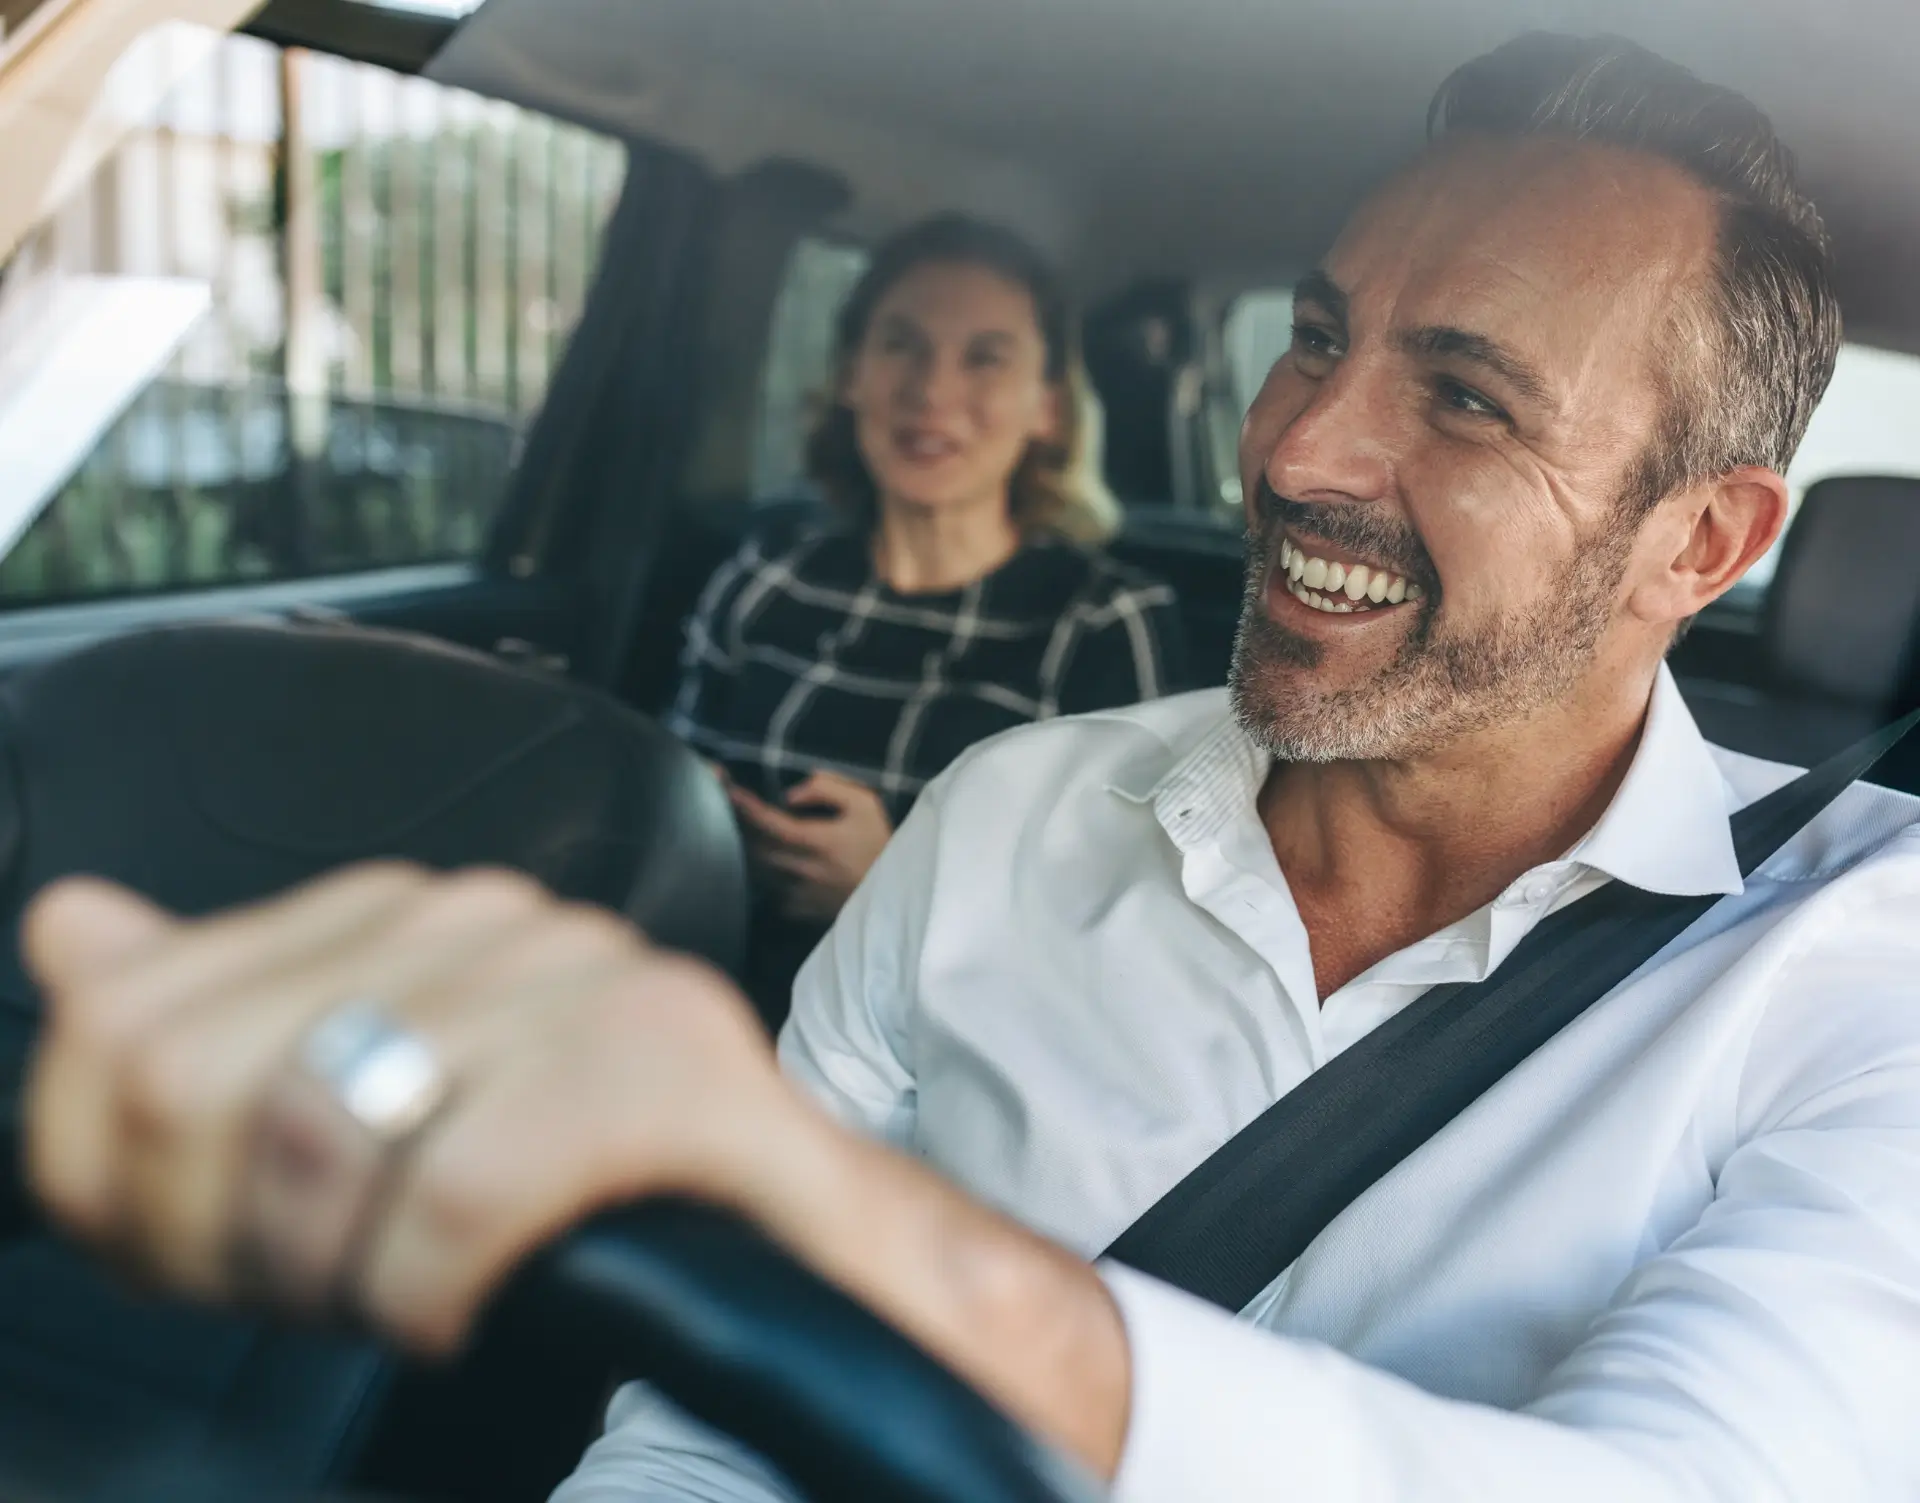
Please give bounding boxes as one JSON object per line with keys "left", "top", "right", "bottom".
{"left": 20, "top": 866, "right": 793, "bottom": 1352}
{"left": 20, "top": 866, "right": 1132, "bottom": 1477}
{"left": 728, "top": 772, "right": 893, "bottom": 922}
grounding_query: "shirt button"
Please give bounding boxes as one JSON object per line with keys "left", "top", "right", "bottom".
{"left": 1522, "top": 877, "right": 1557, "bottom": 905}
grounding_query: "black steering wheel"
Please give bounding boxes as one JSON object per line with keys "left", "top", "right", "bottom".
{"left": 491, "top": 1199, "right": 1105, "bottom": 1503}
{"left": 0, "top": 623, "right": 1101, "bottom": 1503}
{"left": 0, "top": 1111, "right": 1101, "bottom": 1503}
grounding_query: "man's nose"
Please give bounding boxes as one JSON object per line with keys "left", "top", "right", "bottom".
{"left": 1259, "top": 361, "right": 1398, "bottom": 506}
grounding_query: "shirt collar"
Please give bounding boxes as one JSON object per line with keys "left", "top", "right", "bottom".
{"left": 1105, "top": 698, "right": 1269, "bottom": 855}
{"left": 1106, "top": 664, "right": 1742, "bottom": 898}
{"left": 1562, "top": 663, "right": 1743, "bottom": 898}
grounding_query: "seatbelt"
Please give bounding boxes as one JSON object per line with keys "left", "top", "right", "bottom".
{"left": 1103, "top": 709, "right": 1920, "bottom": 1313}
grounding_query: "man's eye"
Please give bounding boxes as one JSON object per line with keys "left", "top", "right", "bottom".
{"left": 1438, "top": 379, "right": 1508, "bottom": 422}
{"left": 1291, "top": 323, "right": 1339, "bottom": 358}
{"left": 1290, "top": 324, "right": 1336, "bottom": 357}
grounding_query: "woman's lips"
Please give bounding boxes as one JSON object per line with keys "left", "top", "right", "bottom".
{"left": 893, "top": 428, "right": 964, "bottom": 462}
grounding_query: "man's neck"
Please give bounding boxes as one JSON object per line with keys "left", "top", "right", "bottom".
{"left": 873, "top": 493, "right": 1022, "bottom": 595}
{"left": 1260, "top": 665, "right": 1658, "bottom": 1001}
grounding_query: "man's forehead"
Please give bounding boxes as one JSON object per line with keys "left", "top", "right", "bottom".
{"left": 1319, "top": 136, "right": 1720, "bottom": 365}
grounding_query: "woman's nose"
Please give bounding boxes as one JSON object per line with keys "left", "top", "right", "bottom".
{"left": 901, "top": 350, "right": 966, "bottom": 414}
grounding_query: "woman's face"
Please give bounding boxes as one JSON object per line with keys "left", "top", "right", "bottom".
{"left": 842, "top": 259, "right": 1062, "bottom": 519}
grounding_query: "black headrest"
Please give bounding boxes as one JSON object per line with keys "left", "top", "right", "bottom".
{"left": 0, "top": 620, "right": 747, "bottom": 1013}
{"left": 1766, "top": 475, "right": 1920, "bottom": 706}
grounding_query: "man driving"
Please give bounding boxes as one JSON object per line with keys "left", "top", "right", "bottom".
{"left": 20, "top": 32, "right": 1920, "bottom": 1502}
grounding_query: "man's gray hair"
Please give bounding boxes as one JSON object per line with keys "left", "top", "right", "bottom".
{"left": 1430, "top": 33, "right": 1843, "bottom": 505}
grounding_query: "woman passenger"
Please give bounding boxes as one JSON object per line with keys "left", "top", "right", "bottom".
{"left": 666, "top": 214, "right": 1186, "bottom": 1024}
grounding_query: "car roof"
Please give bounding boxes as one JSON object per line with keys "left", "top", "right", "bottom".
{"left": 431, "top": 0, "right": 1920, "bottom": 347}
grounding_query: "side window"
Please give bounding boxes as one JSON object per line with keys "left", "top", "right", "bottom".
{"left": 1224, "top": 288, "right": 1295, "bottom": 423}
{"left": 1190, "top": 287, "right": 1296, "bottom": 521}
{"left": 751, "top": 235, "right": 868, "bottom": 501}
{"left": 1742, "top": 343, "right": 1920, "bottom": 596}
{"left": 0, "top": 26, "right": 626, "bottom": 608}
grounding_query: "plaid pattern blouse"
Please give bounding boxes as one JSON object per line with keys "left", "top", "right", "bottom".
{"left": 667, "top": 520, "right": 1186, "bottom": 824}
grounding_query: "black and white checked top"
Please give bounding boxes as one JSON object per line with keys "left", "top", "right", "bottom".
{"left": 667, "top": 518, "right": 1187, "bottom": 824}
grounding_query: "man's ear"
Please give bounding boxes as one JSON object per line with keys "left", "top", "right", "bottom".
{"left": 1629, "top": 466, "right": 1789, "bottom": 625}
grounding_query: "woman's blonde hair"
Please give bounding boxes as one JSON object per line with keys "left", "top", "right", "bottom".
{"left": 803, "top": 214, "right": 1118, "bottom": 545}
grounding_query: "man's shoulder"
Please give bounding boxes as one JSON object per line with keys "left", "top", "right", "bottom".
{"left": 935, "top": 687, "right": 1234, "bottom": 809}
{"left": 1709, "top": 741, "right": 1920, "bottom": 884}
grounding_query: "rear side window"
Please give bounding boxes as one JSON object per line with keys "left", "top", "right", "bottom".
{"left": 0, "top": 26, "right": 625, "bottom": 608}
{"left": 1225, "top": 287, "right": 1295, "bottom": 423}
{"left": 1745, "top": 343, "right": 1920, "bottom": 596}
{"left": 1190, "top": 287, "right": 1297, "bottom": 521}
{"left": 751, "top": 235, "right": 868, "bottom": 501}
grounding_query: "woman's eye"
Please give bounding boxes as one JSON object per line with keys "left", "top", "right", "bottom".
{"left": 1437, "top": 379, "right": 1508, "bottom": 422}
{"left": 966, "top": 346, "right": 1011, "bottom": 370}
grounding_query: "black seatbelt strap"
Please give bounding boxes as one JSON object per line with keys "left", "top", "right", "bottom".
{"left": 1103, "top": 709, "right": 1920, "bottom": 1312}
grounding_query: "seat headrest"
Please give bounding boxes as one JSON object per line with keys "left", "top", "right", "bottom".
{"left": 0, "top": 620, "right": 747, "bottom": 1010}
{"left": 1766, "top": 475, "right": 1920, "bottom": 706}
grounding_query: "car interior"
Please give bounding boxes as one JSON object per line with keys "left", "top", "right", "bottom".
{"left": 1, "top": 0, "right": 1919, "bottom": 1498}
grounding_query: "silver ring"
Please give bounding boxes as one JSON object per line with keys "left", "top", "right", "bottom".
{"left": 298, "top": 1003, "right": 450, "bottom": 1145}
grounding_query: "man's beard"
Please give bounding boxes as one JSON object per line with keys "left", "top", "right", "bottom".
{"left": 1228, "top": 488, "right": 1635, "bottom": 763}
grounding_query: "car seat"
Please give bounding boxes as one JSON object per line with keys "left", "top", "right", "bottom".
{"left": 1683, "top": 475, "right": 1920, "bottom": 777}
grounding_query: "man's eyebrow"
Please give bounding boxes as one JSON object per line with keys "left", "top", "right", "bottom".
{"left": 1399, "top": 326, "right": 1554, "bottom": 409}
{"left": 1292, "top": 270, "right": 1349, "bottom": 327}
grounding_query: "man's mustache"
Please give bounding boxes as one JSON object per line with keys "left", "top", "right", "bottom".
{"left": 1249, "top": 478, "right": 1436, "bottom": 590}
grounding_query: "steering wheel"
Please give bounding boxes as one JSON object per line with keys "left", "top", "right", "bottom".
{"left": 0, "top": 1086, "right": 1102, "bottom": 1503}
{"left": 0, "top": 623, "right": 1103, "bottom": 1502}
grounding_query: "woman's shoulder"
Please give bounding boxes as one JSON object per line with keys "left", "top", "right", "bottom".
{"left": 687, "top": 504, "right": 865, "bottom": 631}
{"left": 1013, "top": 535, "right": 1180, "bottom": 614}
{"left": 720, "top": 500, "right": 865, "bottom": 578}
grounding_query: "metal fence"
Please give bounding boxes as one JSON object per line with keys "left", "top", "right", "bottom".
{"left": 0, "top": 27, "right": 626, "bottom": 604}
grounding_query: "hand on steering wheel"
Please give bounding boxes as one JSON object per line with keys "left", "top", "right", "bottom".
{"left": 21, "top": 864, "right": 791, "bottom": 1350}
{"left": 19, "top": 865, "right": 1130, "bottom": 1500}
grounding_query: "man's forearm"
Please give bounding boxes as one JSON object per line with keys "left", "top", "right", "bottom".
{"left": 715, "top": 1091, "right": 1133, "bottom": 1479}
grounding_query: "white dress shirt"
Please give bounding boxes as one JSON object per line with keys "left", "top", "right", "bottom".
{"left": 553, "top": 666, "right": 1920, "bottom": 1502}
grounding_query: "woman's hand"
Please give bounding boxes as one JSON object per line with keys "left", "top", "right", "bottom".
{"left": 727, "top": 772, "right": 893, "bottom": 924}
{"left": 20, "top": 865, "right": 801, "bottom": 1354}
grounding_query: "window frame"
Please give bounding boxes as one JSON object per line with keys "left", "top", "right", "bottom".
{"left": 244, "top": 0, "right": 458, "bottom": 75}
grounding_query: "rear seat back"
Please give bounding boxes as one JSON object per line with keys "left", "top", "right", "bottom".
{"left": 1766, "top": 475, "right": 1920, "bottom": 703}
{"left": 1107, "top": 512, "right": 1244, "bottom": 689}
{"left": 1684, "top": 474, "right": 1920, "bottom": 773}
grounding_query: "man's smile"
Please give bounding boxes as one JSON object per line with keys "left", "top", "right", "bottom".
{"left": 1269, "top": 530, "right": 1426, "bottom": 618}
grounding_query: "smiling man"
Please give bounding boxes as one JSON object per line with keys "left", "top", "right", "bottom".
{"left": 21, "top": 31, "right": 1920, "bottom": 1503}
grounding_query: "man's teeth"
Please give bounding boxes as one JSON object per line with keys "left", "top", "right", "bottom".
{"left": 1279, "top": 537, "right": 1421, "bottom": 613}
